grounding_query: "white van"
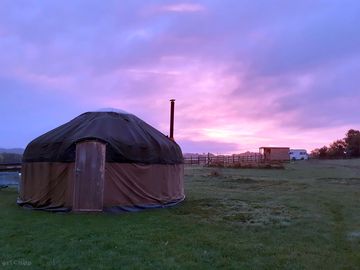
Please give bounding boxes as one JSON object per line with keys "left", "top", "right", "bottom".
{"left": 289, "top": 149, "right": 309, "bottom": 160}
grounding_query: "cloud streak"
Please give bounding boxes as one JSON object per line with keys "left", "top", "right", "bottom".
{"left": 0, "top": 0, "right": 359, "bottom": 153}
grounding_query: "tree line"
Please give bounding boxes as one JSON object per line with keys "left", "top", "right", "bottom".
{"left": 0, "top": 153, "right": 23, "bottom": 163}
{"left": 311, "top": 129, "right": 360, "bottom": 159}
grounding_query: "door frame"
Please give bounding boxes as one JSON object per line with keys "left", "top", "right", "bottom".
{"left": 73, "top": 140, "right": 106, "bottom": 212}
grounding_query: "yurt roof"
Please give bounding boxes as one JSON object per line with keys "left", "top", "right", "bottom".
{"left": 23, "top": 111, "right": 183, "bottom": 164}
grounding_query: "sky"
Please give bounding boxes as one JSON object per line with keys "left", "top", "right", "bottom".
{"left": 0, "top": 0, "right": 359, "bottom": 154}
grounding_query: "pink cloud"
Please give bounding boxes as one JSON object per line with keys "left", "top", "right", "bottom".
{"left": 158, "top": 3, "right": 205, "bottom": 13}
{"left": 1, "top": 1, "right": 359, "bottom": 153}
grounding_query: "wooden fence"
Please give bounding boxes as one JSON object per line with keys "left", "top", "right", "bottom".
{"left": 183, "top": 154, "right": 263, "bottom": 166}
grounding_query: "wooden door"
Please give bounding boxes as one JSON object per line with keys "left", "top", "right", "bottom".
{"left": 73, "top": 141, "right": 106, "bottom": 212}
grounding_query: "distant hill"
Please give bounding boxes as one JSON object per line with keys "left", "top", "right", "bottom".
{"left": 0, "top": 148, "right": 24, "bottom": 154}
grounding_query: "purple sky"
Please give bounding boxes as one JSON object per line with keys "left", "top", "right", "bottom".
{"left": 1, "top": 0, "right": 359, "bottom": 153}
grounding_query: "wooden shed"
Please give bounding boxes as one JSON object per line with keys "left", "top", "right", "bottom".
{"left": 259, "top": 147, "right": 290, "bottom": 162}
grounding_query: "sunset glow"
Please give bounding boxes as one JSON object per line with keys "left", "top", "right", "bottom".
{"left": 1, "top": 1, "right": 359, "bottom": 153}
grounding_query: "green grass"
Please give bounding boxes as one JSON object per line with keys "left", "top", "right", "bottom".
{"left": 1, "top": 159, "right": 360, "bottom": 269}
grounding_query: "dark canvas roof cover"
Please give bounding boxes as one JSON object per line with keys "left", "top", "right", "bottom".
{"left": 23, "top": 111, "right": 183, "bottom": 164}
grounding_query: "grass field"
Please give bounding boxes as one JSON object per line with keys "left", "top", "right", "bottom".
{"left": 1, "top": 159, "right": 360, "bottom": 269}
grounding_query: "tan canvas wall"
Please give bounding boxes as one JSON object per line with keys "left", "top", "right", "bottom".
{"left": 19, "top": 162, "right": 184, "bottom": 210}
{"left": 20, "top": 162, "right": 75, "bottom": 208}
{"left": 104, "top": 163, "right": 184, "bottom": 207}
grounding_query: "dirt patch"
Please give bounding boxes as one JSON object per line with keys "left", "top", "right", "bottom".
{"left": 223, "top": 177, "right": 259, "bottom": 184}
{"left": 223, "top": 212, "right": 252, "bottom": 223}
{"left": 172, "top": 198, "right": 219, "bottom": 218}
{"left": 317, "top": 177, "right": 360, "bottom": 185}
{"left": 217, "top": 177, "right": 290, "bottom": 191}
{"left": 209, "top": 169, "right": 223, "bottom": 177}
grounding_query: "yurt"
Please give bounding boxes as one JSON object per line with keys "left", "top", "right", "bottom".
{"left": 18, "top": 110, "right": 184, "bottom": 212}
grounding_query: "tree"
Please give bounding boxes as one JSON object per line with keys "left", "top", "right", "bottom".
{"left": 311, "top": 129, "right": 360, "bottom": 159}
{"left": 310, "top": 148, "right": 321, "bottom": 158}
{"left": 311, "top": 146, "right": 330, "bottom": 159}
{"left": 328, "top": 139, "right": 346, "bottom": 158}
{"left": 318, "top": 146, "right": 328, "bottom": 159}
{"left": 344, "top": 129, "right": 360, "bottom": 158}
{"left": 309, "top": 146, "right": 328, "bottom": 159}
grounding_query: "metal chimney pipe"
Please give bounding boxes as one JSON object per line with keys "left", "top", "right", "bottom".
{"left": 169, "top": 99, "right": 175, "bottom": 140}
